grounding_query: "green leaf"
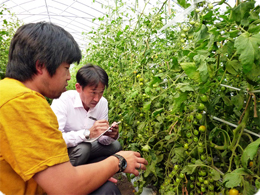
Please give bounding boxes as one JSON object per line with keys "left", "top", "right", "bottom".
{"left": 243, "top": 180, "right": 256, "bottom": 195}
{"left": 223, "top": 173, "right": 242, "bottom": 188}
{"left": 226, "top": 60, "right": 242, "bottom": 75}
{"left": 180, "top": 62, "right": 201, "bottom": 82}
{"left": 181, "top": 160, "right": 204, "bottom": 174}
{"left": 230, "top": 1, "right": 255, "bottom": 23}
{"left": 248, "top": 19, "right": 260, "bottom": 33}
{"left": 210, "top": 169, "right": 221, "bottom": 181}
{"left": 231, "top": 93, "right": 244, "bottom": 110}
{"left": 245, "top": 63, "right": 260, "bottom": 82}
{"left": 177, "top": 0, "right": 191, "bottom": 8}
{"left": 223, "top": 168, "right": 250, "bottom": 188}
{"left": 241, "top": 138, "right": 260, "bottom": 168}
{"left": 152, "top": 108, "right": 164, "bottom": 117}
{"left": 143, "top": 101, "right": 151, "bottom": 112}
{"left": 171, "top": 147, "right": 186, "bottom": 163}
{"left": 234, "top": 33, "right": 260, "bottom": 71}
{"left": 255, "top": 179, "right": 260, "bottom": 189}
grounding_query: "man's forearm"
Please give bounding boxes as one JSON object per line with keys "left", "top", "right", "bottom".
{"left": 34, "top": 156, "right": 119, "bottom": 194}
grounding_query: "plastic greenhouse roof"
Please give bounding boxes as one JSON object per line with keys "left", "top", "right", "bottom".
{"left": 0, "top": 0, "right": 169, "bottom": 50}
{"left": 0, "top": 0, "right": 248, "bottom": 50}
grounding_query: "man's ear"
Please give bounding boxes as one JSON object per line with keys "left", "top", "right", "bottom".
{"left": 35, "top": 60, "right": 44, "bottom": 75}
{"left": 75, "top": 83, "right": 81, "bottom": 92}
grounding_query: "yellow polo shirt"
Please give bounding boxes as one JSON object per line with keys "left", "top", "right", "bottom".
{"left": 0, "top": 78, "right": 69, "bottom": 195}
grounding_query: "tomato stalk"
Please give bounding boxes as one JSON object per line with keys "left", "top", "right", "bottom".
{"left": 228, "top": 100, "right": 251, "bottom": 172}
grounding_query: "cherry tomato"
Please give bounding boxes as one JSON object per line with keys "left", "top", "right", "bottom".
{"left": 194, "top": 130, "right": 199, "bottom": 135}
{"left": 204, "top": 180, "right": 209, "bottom": 185}
{"left": 174, "top": 165, "right": 179, "bottom": 170}
{"left": 200, "top": 95, "right": 208, "bottom": 102}
{"left": 190, "top": 176, "right": 195, "bottom": 181}
{"left": 198, "top": 147, "right": 204, "bottom": 153}
{"left": 229, "top": 189, "right": 239, "bottom": 195}
{"left": 186, "top": 132, "right": 192, "bottom": 138}
{"left": 199, "top": 125, "right": 206, "bottom": 132}
{"left": 193, "top": 137, "right": 199, "bottom": 142}
{"left": 208, "top": 3, "right": 213, "bottom": 9}
{"left": 249, "top": 161, "right": 253, "bottom": 167}
{"left": 184, "top": 143, "right": 189, "bottom": 149}
{"left": 198, "top": 177, "right": 204, "bottom": 183}
{"left": 196, "top": 113, "right": 203, "bottom": 120}
{"left": 179, "top": 173, "right": 185, "bottom": 178}
{"left": 198, "top": 103, "right": 205, "bottom": 110}
{"left": 208, "top": 184, "right": 214, "bottom": 191}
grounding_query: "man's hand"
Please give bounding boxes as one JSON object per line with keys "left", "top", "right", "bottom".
{"left": 89, "top": 119, "right": 109, "bottom": 138}
{"left": 104, "top": 121, "right": 119, "bottom": 139}
{"left": 115, "top": 151, "right": 148, "bottom": 176}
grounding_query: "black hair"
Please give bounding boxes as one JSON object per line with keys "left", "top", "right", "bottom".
{"left": 6, "top": 22, "right": 81, "bottom": 81}
{"left": 76, "top": 64, "right": 108, "bottom": 89}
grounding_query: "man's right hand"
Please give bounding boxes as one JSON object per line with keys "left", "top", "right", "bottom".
{"left": 89, "top": 119, "right": 109, "bottom": 138}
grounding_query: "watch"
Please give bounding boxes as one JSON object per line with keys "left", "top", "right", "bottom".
{"left": 84, "top": 129, "right": 90, "bottom": 139}
{"left": 113, "top": 154, "right": 127, "bottom": 173}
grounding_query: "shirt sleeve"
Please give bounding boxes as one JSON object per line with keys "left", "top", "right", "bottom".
{"left": 0, "top": 92, "right": 69, "bottom": 181}
{"left": 51, "top": 97, "right": 86, "bottom": 148}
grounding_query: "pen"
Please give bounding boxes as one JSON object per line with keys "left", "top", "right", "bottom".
{"left": 89, "top": 116, "right": 97, "bottom": 121}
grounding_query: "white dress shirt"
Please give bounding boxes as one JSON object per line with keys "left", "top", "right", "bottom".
{"left": 51, "top": 90, "right": 116, "bottom": 147}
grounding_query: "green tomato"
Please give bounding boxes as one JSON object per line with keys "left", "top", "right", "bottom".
{"left": 204, "top": 180, "right": 209, "bottom": 185}
{"left": 208, "top": 3, "right": 213, "bottom": 9}
{"left": 190, "top": 176, "right": 195, "bottom": 181}
{"left": 193, "top": 137, "right": 199, "bottom": 142}
{"left": 196, "top": 113, "right": 203, "bottom": 120}
{"left": 184, "top": 143, "right": 189, "bottom": 149}
{"left": 181, "top": 33, "right": 186, "bottom": 37}
{"left": 198, "top": 177, "right": 204, "bottom": 183}
{"left": 198, "top": 103, "right": 205, "bottom": 110}
{"left": 200, "top": 95, "right": 208, "bottom": 102}
{"left": 194, "top": 130, "right": 199, "bottom": 135}
{"left": 189, "top": 20, "right": 195, "bottom": 25}
{"left": 195, "top": 8, "right": 200, "bottom": 13}
{"left": 174, "top": 164, "right": 179, "bottom": 170}
{"left": 176, "top": 178, "right": 181, "bottom": 183}
{"left": 201, "top": 187, "right": 206, "bottom": 192}
{"left": 179, "top": 173, "right": 185, "bottom": 178}
{"left": 208, "top": 184, "right": 214, "bottom": 191}
{"left": 190, "top": 184, "right": 194, "bottom": 189}
{"left": 201, "top": 155, "right": 206, "bottom": 160}
{"left": 186, "top": 132, "right": 192, "bottom": 138}
{"left": 198, "top": 147, "right": 204, "bottom": 153}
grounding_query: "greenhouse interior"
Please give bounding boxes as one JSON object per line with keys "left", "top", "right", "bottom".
{"left": 0, "top": 0, "right": 260, "bottom": 195}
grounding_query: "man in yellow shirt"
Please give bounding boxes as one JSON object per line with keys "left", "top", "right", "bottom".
{"left": 0, "top": 22, "right": 148, "bottom": 195}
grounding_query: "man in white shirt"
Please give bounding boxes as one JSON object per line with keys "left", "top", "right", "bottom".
{"left": 51, "top": 64, "right": 122, "bottom": 166}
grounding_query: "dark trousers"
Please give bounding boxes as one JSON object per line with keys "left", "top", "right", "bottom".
{"left": 68, "top": 141, "right": 122, "bottom": 195}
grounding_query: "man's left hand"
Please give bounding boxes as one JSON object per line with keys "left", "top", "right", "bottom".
{"left": 104, "top": 122, "right": 119, "bottom": 139}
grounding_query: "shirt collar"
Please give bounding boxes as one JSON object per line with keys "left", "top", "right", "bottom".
{"left": 74, "top": 93, "right": 84, "bottom": 108}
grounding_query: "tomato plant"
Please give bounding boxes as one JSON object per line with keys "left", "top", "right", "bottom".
{"left": 67, "top": 0, "right": 260, "bottom": 194}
